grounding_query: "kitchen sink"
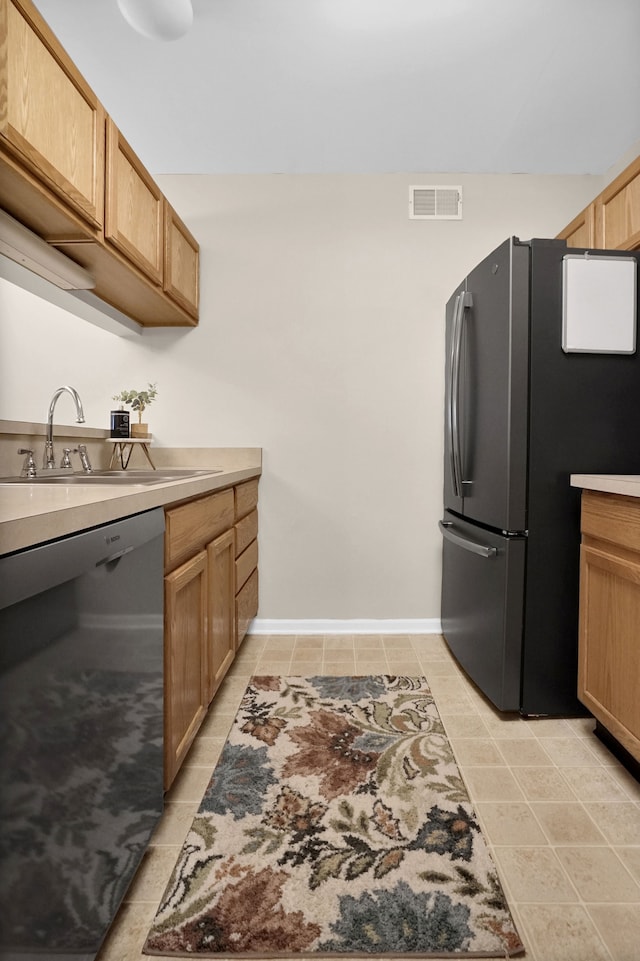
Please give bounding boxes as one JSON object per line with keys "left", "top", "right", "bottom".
{"left": 0, "top": 468, "right": 223, "bottom": 486}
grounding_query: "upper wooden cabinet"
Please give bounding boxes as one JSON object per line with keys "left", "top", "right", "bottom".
{"left": 557, "top": 154, "right": 640, "bottom": 252}
{"left": 0, "top": 0, "right": 104, "bottom": 235}
{"left": 0, "top": 0, "right": 199, "bottom": 327}
{"left": 164, "top": 200, "right": 200, "bottom": 319}
{"left": 105, "top": 119, "right": 163, "bottom": 284}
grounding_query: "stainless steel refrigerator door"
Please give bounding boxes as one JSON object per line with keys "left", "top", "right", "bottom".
{"left": 440, "top": 512, "right": 525, "bottom": 711}
{"left": 456, "top": 238, "right": 530, "bottom": 532}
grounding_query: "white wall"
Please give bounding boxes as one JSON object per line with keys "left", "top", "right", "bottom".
{"left": 0, "top": 172, "right": 601, "bottom": 623}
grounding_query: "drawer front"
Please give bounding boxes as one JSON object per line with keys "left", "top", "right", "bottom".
{"left": 581, "top": 491, "right": 640, "bottom": 553}
{"left": 236, "top": 569, "right": 258, "bottom": 645}
{"left": 235, "top": 479, "right": 259, "bottom": 521}
{"left": 165, "top": 489, "right": 234, "bottom": 570}
{"left": 235, "top": 538, "right": 258, "bottom": 593}
{"left": 235, "top": 508, "right": 258, "bottom": 557}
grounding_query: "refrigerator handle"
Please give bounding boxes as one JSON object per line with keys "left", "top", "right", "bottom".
{"left": 451, "top": 291, "right": 473, "bottom": 498}
{"left": 447, "top": 293, "right": 463, "bottom": 497}
{"left": 439, "top": 520, "right": 497, "bottom": 558}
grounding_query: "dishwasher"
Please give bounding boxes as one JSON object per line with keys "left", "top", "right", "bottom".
{"left": 0, "top": 508, "right": 165, "bottom": 961}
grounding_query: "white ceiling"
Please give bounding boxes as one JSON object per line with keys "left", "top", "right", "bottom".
{"left": 34, "top": 0, "right": 640, "bottom": 177}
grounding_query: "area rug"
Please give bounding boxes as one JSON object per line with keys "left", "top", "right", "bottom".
{"left": 144, "top": 676, "right": 523, "bottom": 958}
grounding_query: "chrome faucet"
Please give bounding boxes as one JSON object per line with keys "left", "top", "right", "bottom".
{"left": 44, "top": 386, "right": 88, "bottom": 470}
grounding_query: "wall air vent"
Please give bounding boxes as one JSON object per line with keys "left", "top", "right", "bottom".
{"left": 409, "top": 185, "right": 462, "bottom": 220}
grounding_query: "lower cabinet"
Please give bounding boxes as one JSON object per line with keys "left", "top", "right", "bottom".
{"left": 578, "top": 490, "right": 640, "bottom": 764}
{"left": 163, "top": 480, "right": 259, "bottom": 788}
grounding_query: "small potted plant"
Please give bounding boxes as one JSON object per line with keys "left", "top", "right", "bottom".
{"left": 112, "top": 383, "right": 158, "bottom": 438}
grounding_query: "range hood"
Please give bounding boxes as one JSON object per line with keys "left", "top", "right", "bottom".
{"left": 0, "top": 209, "right": 95, "bottom": 290}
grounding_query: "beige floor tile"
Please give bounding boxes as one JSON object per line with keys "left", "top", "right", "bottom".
{"left": 353, "top": 634, "right": 384, "bottom": 650}
{"left": 149, "top": 801, "right": 199, "bottom": 846}
{"left": 290, "top": 655, "right": 324, "bottom": 672}
{"left": 475, "top": 802, "right": 548, "bottom": 845}
{"left": 124, "top": 846, "right": 180, "bottom": 903}
{"left": 418, "top": 658, "right": 461, "bottom": 676}
{"left": 561, "top": 766, "right": 632, "bottom": 802}
{"left": 325, "top": 636, "right": 353, "bottom": 651}
{"left": 183, "top": 735, "right": 225, "bottom": 767}
{"left": 555, "top": 847, "right": 640, "bottom": 902}
{"left": 496, "top": 738, "right": 554, "bottom": 766}
{"left": 425, "top": 674, "right": 470, "bottom": 694}
{"left": 609, "top": 764, "right": 640, "bottom": 801}
{"left": 461, "top": 766, "right": 524, "bottom": 802}
{"left": 354, "top": 656, "right": 389, "bottom": 673}
{"left": 517, "top": 904, "right": 611, "bottom": 961}
{"left": 584, "top": 802, "right": 640, "bottom": 844}
{"left": 538, "top": 737, "right": 601, "bottom": 767}
{"left": 492, "top": 847, "right": 577, "bottom": 902}
{"left": 449, "top": 737, "right": 504, "bottom": 765}
{"left": 294, "top": 636, "right": 325, "bottom": 651}
{"left": 565, "top": 716, "right": 597, "bottom": 736}
{"left": 615, "top": 846, "right": 640, "bottom": 884}
{"left": 261, "top": 635, "right": 297, "bottom": 651}
{"left": 389, "top": 658, "right": 423, "bottom": 673}
{"left": 512, "top": 767, "right": 576, "bottom": 802}
{"left": 95, "top": 901, "right": 157, "bottom": 961}
{"left": 323, "top": 659, "right": 357, "bottom": 674}
{"left": 588, "top": 903, "right": 640, "bottom": 961}
{"left": 255, "top": 656, "right": 293, "bottom": 672}
{"left": 440, "top": 714, "right": 491, "bottom": 738}
{"left": 434, "top": 692, "right": 481, "bottom": 715}
{"left": 164, "top": 764, "right": 213, "bottom": 804}
{"left": 480, "top": 714, "right": 536, "bottom": 739}
{"left": 198, "top": 711, "right": 235, "bottom": 737}
{"left": 527, "top": 718, "right": 576, "bottom": 738}
{"left": 530, "top": 803, "right": 607, "bottom": 845}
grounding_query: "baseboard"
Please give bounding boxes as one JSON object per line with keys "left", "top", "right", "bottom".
{"left": 249, "top": 618, "right": 442, "bottom": 635}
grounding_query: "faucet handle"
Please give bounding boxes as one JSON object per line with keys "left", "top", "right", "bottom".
{"left": 60, "top": 448, "right": 73, "bottom": 469}
{"left": 77, "top": 444, "right": 93, "bottom": 473}
{"left": 18, "top": 448, "right": 37, "bottom": 477}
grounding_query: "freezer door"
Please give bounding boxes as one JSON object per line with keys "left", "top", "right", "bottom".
{"left": 440, "top": 512, "right": 525, "bottom": 711}
{"left": 458, "top": 238, "right": 529, "bottom": 532}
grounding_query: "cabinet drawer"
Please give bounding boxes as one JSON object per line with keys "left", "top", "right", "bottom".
{"left": 236, "top": 538, "right": 258, "bottom": 593}
{"left": 165, "top": 489, "right": 234, "bottom": 570}
{"left": 581, "top": 491, "right": 640, "bottom": 553}
{"left": 235, "top": 479, "right": 259, "bottom": 520}
{"left": 235, "top": 508, "right": 258, "bottom": 557}
{"left": 236, "top": 568, "right": 258, "bottom": 644}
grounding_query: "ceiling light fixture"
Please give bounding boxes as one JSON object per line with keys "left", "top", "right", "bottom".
{"left": 116, "top": 0, "right": 193, "bottom": 41}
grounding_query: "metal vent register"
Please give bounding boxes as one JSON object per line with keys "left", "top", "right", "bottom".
{"left": 409, "top": 185, "right": 462, "bottom": 220}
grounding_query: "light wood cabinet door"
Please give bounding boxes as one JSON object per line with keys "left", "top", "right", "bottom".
{"left": 556, "top": 203, "right": 596, "bottom": 249}
{"left": 207, "top": 528, "right": 236, "bottom": 701}
{"left": 578, "top": 491, "right": 640, "bottom": 763}
{"left": 164, "top": 200, "right": 199, "bottom": 319}
{"left": 599, "top": 155, "right": 640, "bottom": 251}
{"left": 164, "top": 550, "right": 208, "bottom": 788}
{"left": 105, "top": 117, "right": 163, "bottom": 283}
{"left": 0, "top": 0, "right": 105, "bottom": 231}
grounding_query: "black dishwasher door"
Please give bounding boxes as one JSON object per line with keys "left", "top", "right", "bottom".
{"left": 0, "top": 508, "right": 165, "bottom": 961}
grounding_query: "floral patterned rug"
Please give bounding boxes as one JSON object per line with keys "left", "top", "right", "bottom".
{"left": 144, "top": 676, "right": 523, "bottom": 958}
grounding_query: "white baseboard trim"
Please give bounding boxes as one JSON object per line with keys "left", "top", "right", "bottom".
{"left": 249, "top": 618, "right": 442, "bottom": 636}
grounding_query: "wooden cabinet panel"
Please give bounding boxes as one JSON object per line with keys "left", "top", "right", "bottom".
{"left": 105, "top": 118, "right": 163, "bottom": 283}
{"left": 165, "top": 489, "right": 234, "bottom": 570}
{"left": 1, "top": 0, "right": 105, "bottom": 230}
{"left": 600, "top": 155, "right": 640, "bottom": 251}
{"left": 557, "top": 203, "right": 595, "bottom": 249}
{"left": 237, "top": 568, "right": 258, "bottom": 645}
{"left": 236, "top": 538, "right": 258, "bottom": 593}
{"left": 578, "top": 490, "right": 640, "bottom": 765}
{"left": 235, "top": 479, "right": 259, "bottom": 520}
{"left": 164, "top": 550, "right": 207, "bottom": 788}
{"left": 164, "top": 200, "right": 199, "bottom": 318}
{"left": 235, "top": 508, "right": 258, "bottom": 556}
{"left": 207, "top": 528, "right": 235, "bottom": 700}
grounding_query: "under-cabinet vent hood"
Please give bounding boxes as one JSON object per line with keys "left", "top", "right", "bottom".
{"left": 0, "top": 209, "right": 95, "bottom": 290}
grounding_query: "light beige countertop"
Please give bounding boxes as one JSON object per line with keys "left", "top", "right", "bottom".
{"left": 0, "top": 446, "right": 261, "bottom": 556}
{"left": 570, "top": 474, "right": 640, "bottom": 498}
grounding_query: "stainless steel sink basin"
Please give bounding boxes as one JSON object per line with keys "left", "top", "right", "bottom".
{"left": 0, "top": 468, "right": 223, "bottom": 486}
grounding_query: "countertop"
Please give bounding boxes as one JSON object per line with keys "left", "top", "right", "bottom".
{"left": 0, "top": 449, "right": 261, "bottom": 556}
{"left": 570, "top": 474, "right": 640, "bottom": 498}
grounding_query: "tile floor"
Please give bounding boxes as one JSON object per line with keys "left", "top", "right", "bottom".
{"left": 97, "top": 634, "right": 640, "bottom": 961}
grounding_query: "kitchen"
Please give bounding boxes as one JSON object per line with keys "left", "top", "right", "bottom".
{"left": 2, "top": 1, "right": 640, "bottom": 959}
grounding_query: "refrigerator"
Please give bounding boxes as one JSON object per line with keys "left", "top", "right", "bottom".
{"left": 440, "top": 236, "right": 640, "bottom": 716}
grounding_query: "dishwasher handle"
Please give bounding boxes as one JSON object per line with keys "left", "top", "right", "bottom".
{"left": 95, "top": 544, "right": 136, "bottom": 567}
{"left": 439, "top": 520, "right": 497, "bottom": 559}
